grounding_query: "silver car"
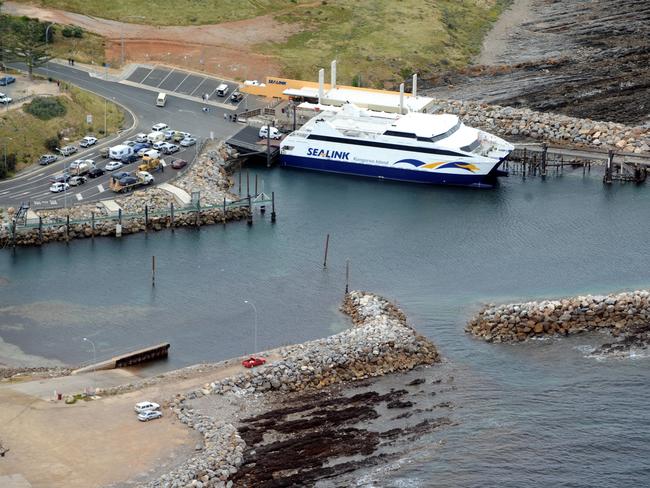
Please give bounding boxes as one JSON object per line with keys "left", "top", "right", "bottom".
{"left": 137, "top": 410, "right": 162, "bottom": 422}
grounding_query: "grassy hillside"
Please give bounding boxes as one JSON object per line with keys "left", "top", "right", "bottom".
{"left": 0, "top": 84, "right": 123, "bottom": 173}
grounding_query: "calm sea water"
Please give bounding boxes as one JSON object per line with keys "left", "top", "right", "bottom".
{"left": 1, "top": 166, "right": 649, "bottom": 487}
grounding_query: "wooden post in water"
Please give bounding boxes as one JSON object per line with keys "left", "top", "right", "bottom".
{"left": 255, "top": 174, "right": 258, "bottom": 196}
{"left": 11, "top": 219, "right": 16, "bottom": 249}
{"left": 91, "top": 212, "right": 95, "bottom": 239}
{"left": 238, "top": 170, "right": 242, "bottom": 196}
{"left": 541, "top": 143, "right": 547, "bottom": 179}
{"left": 345, "top": 259, "right": 350, "bottom": 294}
{"left": 152, "top": 255, "right": 156, "bottom": 287}
{"left": 66, "top": 215, "right": 70, "bottom": 243}
{"left": 323, "top": 233, "right": 330, "bottom": 268}
{"left": 522, "top": 148, "right": 527, "bottom": 179}
{"left": 604, "top": 150, "right": 613, "bottom": 184}
{"left": 170, "top": 202, "right": 175, "bottom": 231}
{"left": 246, "top": 171, "right": 250, "bottom": 198}
{"left": 222, "top": 197, "right": 227, "bottom": 224}
{"left": 271, "top": 191, "right": 276, "bottom": 223}
{"left": 144, "top": 204, "right": 149, "bottom": 233}
{"left": 38, "top": 216, "right": 43, "bottom": 245}
{"left": 247, "top": 195, "right": 253, "bottom": 226}
{"left": 196, "top": 196, "right": 201, "bottom": 228}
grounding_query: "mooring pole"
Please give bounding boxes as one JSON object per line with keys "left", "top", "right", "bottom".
{"left": 11, "top": 219, "right": 16, "bottom": 249}
{"left": 271, "top": 191, "right": 276, "bottom": 223}
{"left": 223, "top": 197, "right": 227, "bottom": 224}
{"left": 323, "top": 233, "right": 330, "bottom": 268}
{"left": 266, "top": 129, "right": 271, "bottom": 167}
{"left": 238, "top": 170, "right": 242, "bottom": 196}
{"left": 255, "top": 174, "right": 258, "bottom": 196}
{"left": 91, "top": 212, "right": 95, "bottom": 239}
{"left": 38, "top": 216, "right": 43, "bottom": 245}
{"left": 247, "top": 195, "right": 253, "bottom": 226}
{"left": 152, "top": 255, "right": 156, "bottom": 287}
{"left": 345, "top": 259, "right": 350, "bottom": 294}
{"left": 196, "top": 196, "right": 201, "bottom": 228}
{"left": 541, "top": 143, "right": 547, "bottom": 179}
{"left": 170, "top": 202, "right": 175, "bottom": 231}
{"left": 144, "top": 204, "right": 149, "bottom": 233}
{"left": 66, "top": 215, "right": 70, "bottom": 243}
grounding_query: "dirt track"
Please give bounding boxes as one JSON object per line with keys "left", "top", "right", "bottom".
{"left": 422, "top": 0, "right": 650, "bottom": 125}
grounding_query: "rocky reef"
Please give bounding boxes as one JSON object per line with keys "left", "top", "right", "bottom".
{"left": 467, "top": 290, "right": 650, "bottom": 343}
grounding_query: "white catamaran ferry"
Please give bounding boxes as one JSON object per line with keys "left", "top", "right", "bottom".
{"left": 280, "top": 104, "right": 514, "bottom": 187}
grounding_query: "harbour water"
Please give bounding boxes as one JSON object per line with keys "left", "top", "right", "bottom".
{"left": 1, "top": 166, "right": 649, "bottom": 486}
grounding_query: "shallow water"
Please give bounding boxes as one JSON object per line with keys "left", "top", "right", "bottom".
{"left": 1, "top": 166, "right": 649, "bottom": 486}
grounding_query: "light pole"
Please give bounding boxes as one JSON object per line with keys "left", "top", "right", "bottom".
{"left": 83, "top": 337, "right": 96, "bottom": 372}
{"left": 104, "top": 64, "right": 108, "bottom": 135}
{"left": 244, "top": 300, "right": 258, "bottom": 354}
{"left": 44, "top": 23, "right": 54, "bottom": 78}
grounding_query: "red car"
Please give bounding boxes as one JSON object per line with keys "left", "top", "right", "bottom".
{"left": 171, "top": 159, "right": 187, "bottom": 169}
{"left": 242, "top": 356, "right": 266, "bottom": 368}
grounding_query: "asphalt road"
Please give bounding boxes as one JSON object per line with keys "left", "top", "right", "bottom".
{"left": 0, "top": 62, "right": 249, "bottom": 208}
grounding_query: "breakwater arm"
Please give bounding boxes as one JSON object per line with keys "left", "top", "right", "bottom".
{"left": 466, "top": 290, "right": 650, "bottom": 342}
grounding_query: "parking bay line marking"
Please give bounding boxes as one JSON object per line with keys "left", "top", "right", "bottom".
{"left": 189, "top": 77, "right": 207, "bottom": 97}
{"left": 173, "top": 73, "right": 191, "bottom": 92}
{"left": 97, "top": 184, "right": 104, "bottom": 192}
{"left": 139, "top": 68, "right": 156, "bottom": 85}
{"left": 157, "top": 69, "right": 176, "bottom": 88}
{"left": 75, "top": 193, "right": 83, "bottom": 201}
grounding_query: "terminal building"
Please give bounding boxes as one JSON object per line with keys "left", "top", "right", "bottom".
{"left": 241, "top": 61, "right": 437, "bottom": 115}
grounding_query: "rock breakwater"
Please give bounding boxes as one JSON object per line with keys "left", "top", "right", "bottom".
{"left": 467, "top": 290, "right": 650, "bottom": 343}
{"left": 141, "top": 291, "right": 440, "bottom": 487}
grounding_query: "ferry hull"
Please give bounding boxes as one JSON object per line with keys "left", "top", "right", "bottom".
{"left": 281, "top": 155, "right": 502, "bottom": 188}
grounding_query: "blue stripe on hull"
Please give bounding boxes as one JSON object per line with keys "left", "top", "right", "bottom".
{"left": 281, "top": 155, "right": 499, "bottom": 188}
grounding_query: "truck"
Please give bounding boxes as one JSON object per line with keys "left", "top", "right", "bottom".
{"left": 69, "top": 159, "right": 95, "bottom": 176}
{"left": 109, "top": 144, "right": 134, "bottom": 160}
{"left": 138, "top": 156, "right": 163, "bottom": 173}
{"left": 109, "top": 171, "right": 155, "bottom": 193}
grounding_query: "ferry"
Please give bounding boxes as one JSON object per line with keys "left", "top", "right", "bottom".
{"left": 279, "top": 104, "right": 513, "bottom": 187}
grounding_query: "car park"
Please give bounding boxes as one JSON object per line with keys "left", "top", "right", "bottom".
{"left": 50, "top": 172, "right": 71, "bottom": 183}
{"left": 162, "top": 130, "right": 175, "bottom": 140}
{"left": 49, "top": 182, "right": 69, "bottom": 193}
{"left": 172, "top": 131, "right": 191, "bottom": 142}
{"left": 259, "top": 126, "right": 281, "bottom": 140}
{"left": 58, "top": 145, "right": 78, "bottom": 157}
{"left": 162, "top": 143, "right": 179, "bottom": 154}
{"left": 0, "top": 76, "right": 16, "bottom": 86}
{"left": 69, "top": 175, "right": 87, "bottom": 186}
{"left": 242, "top": 356, "right": 266, "bottom": 368}
{"left": 105, "top": 161, "right": 123, "bottom": 171}
{"left": 79, "top": 136, "right": 97, "bottom": 148}
{"left": 137, "top": 410, "right": 162, "bottom": 422}
{"left": 0, "top": 94, "right": 12, "bottom": 104}
{"left": 171, "top": 159, "right": 187, "bottom": 169}
{"left": 135, "top": 133, "right": 149, "bottom": 143}
{"left": 38, "top": 154, "right": 57, "bottom": 165}
{"left": 87, "top": 167, "right": 105, "bottom": 178}
{"left": 180, "top": 137, "right": 196, "bottom": 147}
{"left": 152, "top": 141, "right": 166, "bottom": 151}
{"left": 231, "top": 91, "right": 244, "bottom": 103}
{"left": 152, "top": 123, "right": 169, "bottom": 132}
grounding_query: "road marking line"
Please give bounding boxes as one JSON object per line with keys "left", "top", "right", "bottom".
{"left": 174, "top": 73, "right": 191, "bottom": 92}
{"left": 26, "top": 173, "right": 42, "bottom": 181}
{"left": 157, "top": 69, "right": 175, "bottom": 88}
{"left": 189, "top": 77, "right": 207, "bottom": 97}
{"left": 139, "top": 68, "right": 156, "bottom": 85}
{"left": 34, "top": 201, "right": 41, "bottom": 205}
{"left": 50, "top": 200, "right": 57, "bottom": 205}
{"left": 97, "top": 184, "right": 104, "bottom": 192}
{"left": 76, "top": 193, "right": 83, "bottom": 201}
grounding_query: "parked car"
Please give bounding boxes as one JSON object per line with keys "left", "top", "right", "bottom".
{"left": 99, "top": 147, "right": 110, "bottom": 158}
{"left": 143, "top": 149, "right": 161, "bottom": 160}
{"left": 132, "top": 142, "right": 151, "bottom": 153}
{"left": 137, "top": 147, "right": 152, "bottom": 157}
{"left": 180, "top": 137, "right": 196, "bottom": 147}
{"left": 171, "top": 159, "right": 187, "bottom": 169}
{"left": 121, "top": 154, "right": 139, "bottom": 164}
{"left": 69, "top": 175, "right": 87, "bottom": 186}
{"left": 0, "top": 94, "right": 12, "bottom": 104}
{"left": 105, "top": 161, "right": 123, "bottom": 171}
{"left": 50, "top": 172, "right": 71, "bottom": 183}
{"left": 162, "top": 130, "right": 175, "bottom": 141}
{"left": 231, "top": 91, "right": 244, "bottom": 103}
{"left": 58, "top": 145, "right": 78, "bottom": 157}
{"left": 152, "top": 122, "right": 169, "bottom": 132}
{"left": 172, "top": 131, "right": 191, "bottom": 142}
{"left": 38, "top": 154, "right": 57, "bottom": 165}
{"left": 87, "top": 167, "right": 105, "bottom": 178}
{"left": 242, "top": 356, "right": 266, "bottom": 368}
{"left": 79, "top": 136, "right": 97, "bottom": 148}
{"left": 0, "top": 76, "right": 16, "bottom": 86}
{"left": 135, "top": 133, "right": 149, "bottom": 143}
{"left": 49, "top": 182, "right": 70, "bottom": 193}
{"left": 259, "top": 126, "right": 281, "bottom": 140}
{"left": 137, "top": 410, "right": 163, "bottom": 422}
{"left": 152, "top": 141, "right": 166, "bottom": 151}
{"left": 162, "top": 143, "right": 179, "bottom": 154}
{"left": 123, "top": 140, "right": 136, "bottom": 147}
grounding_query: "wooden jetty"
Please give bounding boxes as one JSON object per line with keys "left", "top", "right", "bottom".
{"left": 71, "top": 342, "right": 170, "bottom": 374}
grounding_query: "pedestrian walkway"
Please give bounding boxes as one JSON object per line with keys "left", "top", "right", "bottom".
{"left": 102, "top": 199, "right": 122, "bottom": 216}
{"left": 158, "top": 183, "right": 191, "bottom": 205}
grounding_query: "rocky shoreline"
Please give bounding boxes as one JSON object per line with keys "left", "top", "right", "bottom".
{"left": 140, "top": 291, "right": 441, "bottom": 488}
{"left": 0, "top": 142, "right": 251, "bottom": 248}
{"left": 467, "top": 289, "right": 650, "bottom": 344}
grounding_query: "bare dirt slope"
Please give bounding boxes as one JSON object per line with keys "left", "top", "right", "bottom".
{"left": 422, "top": 0, "right": 650, "bottom": 125}
{"left": 3, "top": 1, "right": 299, "bottom": 79}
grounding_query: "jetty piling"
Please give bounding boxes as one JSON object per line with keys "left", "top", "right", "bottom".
{"left": 152, "top": 255, "right": 156, "bottom": 287}
{"left": 323, "top": 233, "right": 330, "bottom": 268}
{"left": 271, "top": 191, "right": 276, "bottom": 223}
{"left": 170, "top": 202, "right": 175, "bottom": 231}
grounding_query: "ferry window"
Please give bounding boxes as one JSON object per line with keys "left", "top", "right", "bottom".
{"left": 461, "top": 139, "right": 481, "bottom": 152}
{"left": 383, "top": 130, "right": 416, "bottom": 138}
{"left": 420, "top": 119, "right": 462, "bottom": 143}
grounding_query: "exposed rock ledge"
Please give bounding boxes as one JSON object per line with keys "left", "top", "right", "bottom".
{"left": 467, "top": 290, "right": 650, "bottom": 343}
{"left": 140, "top": 291, "right": 440, "bottom": 488}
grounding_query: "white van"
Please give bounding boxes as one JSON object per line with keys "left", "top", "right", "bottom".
{"left": 147, "top": 131, "right": 165, "bottom": 144}
{"left": 216, "top": 84, "right": 229, "bottom": 97}
{"left": 156, "top": 93, "right": 166, "bottom": 107}
{"left": 109, "top": 144, "right": 135, "bottom": 160}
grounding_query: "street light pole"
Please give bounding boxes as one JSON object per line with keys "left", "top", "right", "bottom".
{"left": 244, "top": 300, "right": 258, "bottom": 354}
{"left": 83, "top": 337, "right": 96, "bottom": 372}
{"left": 104, "top": 65, "right": 108, "bottom": 135}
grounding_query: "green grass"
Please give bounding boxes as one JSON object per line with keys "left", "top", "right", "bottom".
{"left": 0, "top": 84, "right": 123, "bottom": 173}
{"left": 49, "top": 27, "right": 106, "bottom": 65}
{"left": 12, "top": 0, "right": 311, "bottom": 25}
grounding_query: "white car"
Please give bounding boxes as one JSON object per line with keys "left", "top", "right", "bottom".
{"left": 0, "top": 94, "right": 13, "bottom": 104}
{"left": 79, "top": 136, "right": 97, "bottom": 148}
{"left": 152, "top": 123, "right": 169, "bottom": 132}
{"left": 137, "top": 410, "right": 162, "bottom": 422}
{"left": 152, "top": 141, "right": 166, "bottom": 150}
{"left": 134, "top": 401, "right": 160, "bottom": 413}
{"left": 259, "top": 126, "right": 281, "bottom": 140}
{"left": 162, "top": 130, "right": 175, "bottom": 140}
{"left": 105, "top": 160, "right": 123, "bottom": 171}
{"left": 137, "top": 171, "right": 155, "bottom": 185}
{"left": 49, "top": 182, "right": 69, "bottom": 193}
{"left": 162, "top": 143, "right": 179, "bottom": 154}
{"left": 180, "top": 137, "right": 196, "bottom": 147}
{"left": 137, "top": 147, "right": 150, "bottom": 157}
{"left": 143, "top": 149, "right": 161, "bottom": 159}
{"left": 69, "top": 159, "right": 94, "bottom": 170}
{"left": 69, "top": 176, "right": 87, "bottom": 186}
{"left": 135, "top": 133, "right": 148, "bottom": 143}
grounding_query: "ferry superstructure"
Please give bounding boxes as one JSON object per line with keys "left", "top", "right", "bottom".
{"left": 279, "top": 104, "right": 513, "bottom": 187}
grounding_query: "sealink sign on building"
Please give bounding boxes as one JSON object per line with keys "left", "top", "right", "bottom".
{"left": 307, "top": 148, "right": 350, "bottom": 160}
